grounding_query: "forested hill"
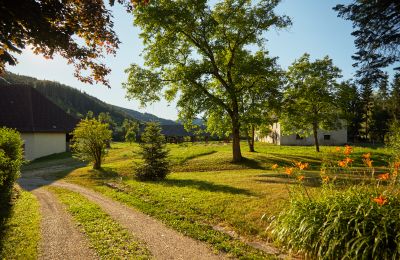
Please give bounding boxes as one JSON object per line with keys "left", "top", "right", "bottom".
{"left": 1, "top": 72, "right": 178, "bottom": 125}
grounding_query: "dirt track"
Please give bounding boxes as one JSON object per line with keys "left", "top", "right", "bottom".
{"left": 19, "top": 169, "right": 225, "bottom": 260}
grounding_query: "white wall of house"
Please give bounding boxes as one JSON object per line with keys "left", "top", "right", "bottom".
{"left": 21, "top": 132, "right": 66, "bottom": 160}
{"left": 256, "top": 123, "right": 347, "bottom": 146}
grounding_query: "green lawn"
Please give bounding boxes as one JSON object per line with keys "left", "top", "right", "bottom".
{"left": 49, "top": 186, "right": 151, "bottom": 259}
{"left": 23, "top": 141, "right": 392, "bottom": 257}
{"left": 0, "top": 187, "right": 41, "bottom": 259}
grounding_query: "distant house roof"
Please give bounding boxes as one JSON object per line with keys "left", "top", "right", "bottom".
{"left": 0, "top": 84, "right": 78, "bottom": 133}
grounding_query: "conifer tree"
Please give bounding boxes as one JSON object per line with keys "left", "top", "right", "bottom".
{"left": 135, "top": 122, "right": 169, "bottom": 181}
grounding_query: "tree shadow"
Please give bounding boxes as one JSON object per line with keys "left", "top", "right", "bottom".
{"left": 231, "top": 157, "right": 264, "bottom": 170}
{"left": 176, "top": 150, "right": 217, "bottom": 164}
{"left": 159, "top": 178, "right": 256, "bottom": 196}
{"left": 255, "top": 177, "right": 322, "bottom": 188}
{"left": 0, "top": 190, "right": 17, "bottom": 255}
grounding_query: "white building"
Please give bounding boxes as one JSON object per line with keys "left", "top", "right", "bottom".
{"left": 257, "top": 122, "right": 347, "bottom": 146}
{"left": 0, "top": 84, "right": 78, "bottom": 160}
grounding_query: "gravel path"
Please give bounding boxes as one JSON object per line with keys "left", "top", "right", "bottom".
{"left": 19, "top": 175, "right": 225, "bottom": 260}
{"left": 19, "top": 179, "right": 97, "bottom": 260}
{"left": 52, "top": 181, "right": 225, "bottom": 260}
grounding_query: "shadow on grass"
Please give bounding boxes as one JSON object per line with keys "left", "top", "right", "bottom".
{"left": 256, "top": 178, "right": 322, "bottom": 188}
{"left": 87, "top": 167, "right": 121, "bottom": 180}
{"left": 175, "top": 150, "right": 218, "bottom": 165}
{"left": 160, "top": 178, "right": 255, "bottom": 196}
{"left": 231, "top": 157, "right": 264, "bottom": 170}
{"left": 0, "top": 192, "right": 15, "bottom": 255}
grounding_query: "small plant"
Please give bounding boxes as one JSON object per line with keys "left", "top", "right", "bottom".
{"left": 71, "top": 117, "right": 112, "bottom": 169}
{"left": 135, "top": 122, "right": 170, "bottom": 181}
{"left": 0, "top": 127, "right": 23, "bottom": 202}
{"left": 270, "top": 145, "right": 400, "bottom": 259}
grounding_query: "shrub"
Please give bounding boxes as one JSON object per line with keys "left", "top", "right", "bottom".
{"left": 71, "top": 118, "right": 112, "bottom": 169}
{"left": 270, "top": 147, "right": 400, "bottom": 259}
{"left": 0, "top": 128, "right": 23, "bottom": 201}
{"left": 135, "top": 122, "right": 169, "bottom": 181}
{"left": 271, "top": 187, "right": 400, "bottom": 259}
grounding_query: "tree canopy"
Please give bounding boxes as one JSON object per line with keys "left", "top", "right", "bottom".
{"left": 281, "top": 54, "right": 342, "bottom": 152}
{"left": 334, "top": 1, "right": 400, "bottom": 84}
{"left": 0, "top": 0, "right": 145, "bottom": 87}
{"left": 123, "top": 0, "right": 290, "bottom": 162}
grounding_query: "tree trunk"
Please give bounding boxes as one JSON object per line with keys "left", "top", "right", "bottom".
{"left": 231, "top": 116, "right": 243, "bottom": 162}
{"left": 247, "top": 125, "right": 255, "bottom": 152}
{"left": 312, "top": 123, "right": 320, "bottom": 152}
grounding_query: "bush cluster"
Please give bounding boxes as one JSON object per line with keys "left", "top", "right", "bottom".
{"left": 270, "top": 145, "right": 400, "bottom": 259}
{"left": 135, "top": 122, "right": 169, "bottom": 181}
{"left": 0, "top": 128, "right": 23, "bottom": 201}
{"left": 271, "top": 187, "right": 400, "bottom": 259}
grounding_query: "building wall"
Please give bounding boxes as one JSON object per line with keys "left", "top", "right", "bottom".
{"left": 21, "top": 133, "right": 66, "bottom": 160}
{"left": 256, "top": 123, "right": 347, "bottom": 146}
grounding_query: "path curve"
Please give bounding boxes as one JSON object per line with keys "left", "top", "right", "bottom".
{"left": 20, "top": 181, "right": 97, "bottom": 260}
{"left": 52, "top": 181, "right": 225, "bottom": 260}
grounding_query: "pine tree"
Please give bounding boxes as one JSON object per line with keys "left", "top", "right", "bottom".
{"left": 390, "top": 73, "right": 400, "bottom": 121}
{"left": 360, "top": 83, "right": 374, "bottom": 141}
{"left": 135, "top": 122, "right": 170, "bottom": 181}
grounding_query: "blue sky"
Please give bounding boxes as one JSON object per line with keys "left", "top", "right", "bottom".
{"left": 8, "top": 0, "right": 354, "bottom": 121}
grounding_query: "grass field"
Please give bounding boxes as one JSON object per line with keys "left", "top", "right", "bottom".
{"left": 0, "top": 187, "right": 40, "bottom": 259}
{"left": 49, "top": 187, "right": 151, "bottom": 259}
{"left": 22, "top": 141, "right": 392, "bottom": 257}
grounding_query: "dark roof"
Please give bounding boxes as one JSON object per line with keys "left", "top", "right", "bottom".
{"left": 0, "top": 84, "right": 78, "bottom": 133}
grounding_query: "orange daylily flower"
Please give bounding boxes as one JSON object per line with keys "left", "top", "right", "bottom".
{"left": 345, "top": 157, "right": 353, "bottom": 164}
{"left": 373, "top": 195, "right": 388, "bottom": 206}
{"left": 285, "top": 167, "right": 294, "bottom": 175}
{"left": 271, "top": 164, "right": 279, "bottom": 170}
{"left": 338, "top": 160, "right": 347, "bottom": 167}
{"left": 394, "top": 162, "right": 400, "bottom": 170}
{"left": 295, "top": 161, "right": 309, "bottom": 170}
{"left": 335, "top": 147, "right": 341, "bottom": 152}
{"left": 344, "top": 145, "right": 353, "bottom": 156}
{"left": 362, "top": 153, "right": 371, "bottom": 159}
{"left": 322, "top": 176, "right": 330, "bottom": 183}
{"left": 378, "top": 173, "right": 390, "bottom": 180}
{"left": 297, "top": 175, "right": 305, "bottom": 181}
{"left": 364, "top": 158, "right": 373, "bottom": 168}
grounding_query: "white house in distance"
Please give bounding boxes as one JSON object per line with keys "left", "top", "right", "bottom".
{"left": 0, "top": 84, "right": 78, "bottom": 160}
{"left": 257, "top": 122, "right": 347, "bottom": 146}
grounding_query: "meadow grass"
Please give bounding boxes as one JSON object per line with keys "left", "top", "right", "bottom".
{"left": 49, "top": 186, "right": 151, "bottom": 259}
{"left": 24, "top": 141, "right": 392, "bottom": 257}
{"left": 0, "top": 187, "right": 40, "bottom": 259}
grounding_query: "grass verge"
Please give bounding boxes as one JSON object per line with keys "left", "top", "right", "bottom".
{"left": 78, "top": 178, "right": 277, "bottom": 259}
{"left": 0, "top": 187, "right": 40, "bottom": 259}
{"left": 49, "top": 186, "right": 151, "bottom": 259}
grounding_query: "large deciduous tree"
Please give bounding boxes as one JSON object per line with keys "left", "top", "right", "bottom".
{"left": 334, "top": 1, "right": 400, "bottom": 84}
{"left": 0, "top": 0, "right": 143, "bottom": 87}
{"left": 123, "top": 0, "right": 290, "bottom": 162}
{"left": 281, "top": 54, "right": 342, "bottom": 152}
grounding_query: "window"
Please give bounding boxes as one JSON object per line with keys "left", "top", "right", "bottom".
{"left": 296, "top": 134, "right": 303, "bottom": 140}
{"left": 324, "top": 135, "right": 331, "bottom": 140}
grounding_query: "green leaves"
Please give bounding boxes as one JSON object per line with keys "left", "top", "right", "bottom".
{"left": 281, "top": 54, "right": 342, "bottom": 141}
{"left": 71, "top": 118, "right": 112, "bottom": 169}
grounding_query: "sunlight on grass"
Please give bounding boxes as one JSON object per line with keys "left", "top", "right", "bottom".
{"left": 0, "top": 188, "right": 40, "bottom": 259}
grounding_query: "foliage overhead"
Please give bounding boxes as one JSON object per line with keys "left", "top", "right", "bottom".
{"left": 71, "top": 117, "right": 112, "bottom": 169}
{"left": 281, "top": 53, "right": 342, "bottom": 152}
{"left": 124, "top": 0, "right": 290, "bottom": 162}
{"left": 334, "top": 1, "right": 400, "bottom": 84}
{"left": 0, "top": 0, "right": 146, "bottom": 87}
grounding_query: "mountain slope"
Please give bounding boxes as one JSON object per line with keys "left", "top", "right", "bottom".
{"left": 1, "top": 72, "right": 178, "bottom": 125}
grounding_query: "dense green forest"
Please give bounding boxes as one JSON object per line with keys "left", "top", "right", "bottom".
{"left": 1, "top": 72, "right": 178, "bottom": 126}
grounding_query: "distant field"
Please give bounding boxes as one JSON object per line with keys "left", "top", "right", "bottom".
{"left": 22, "top": 141, "right": 392, "bottom": 257}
